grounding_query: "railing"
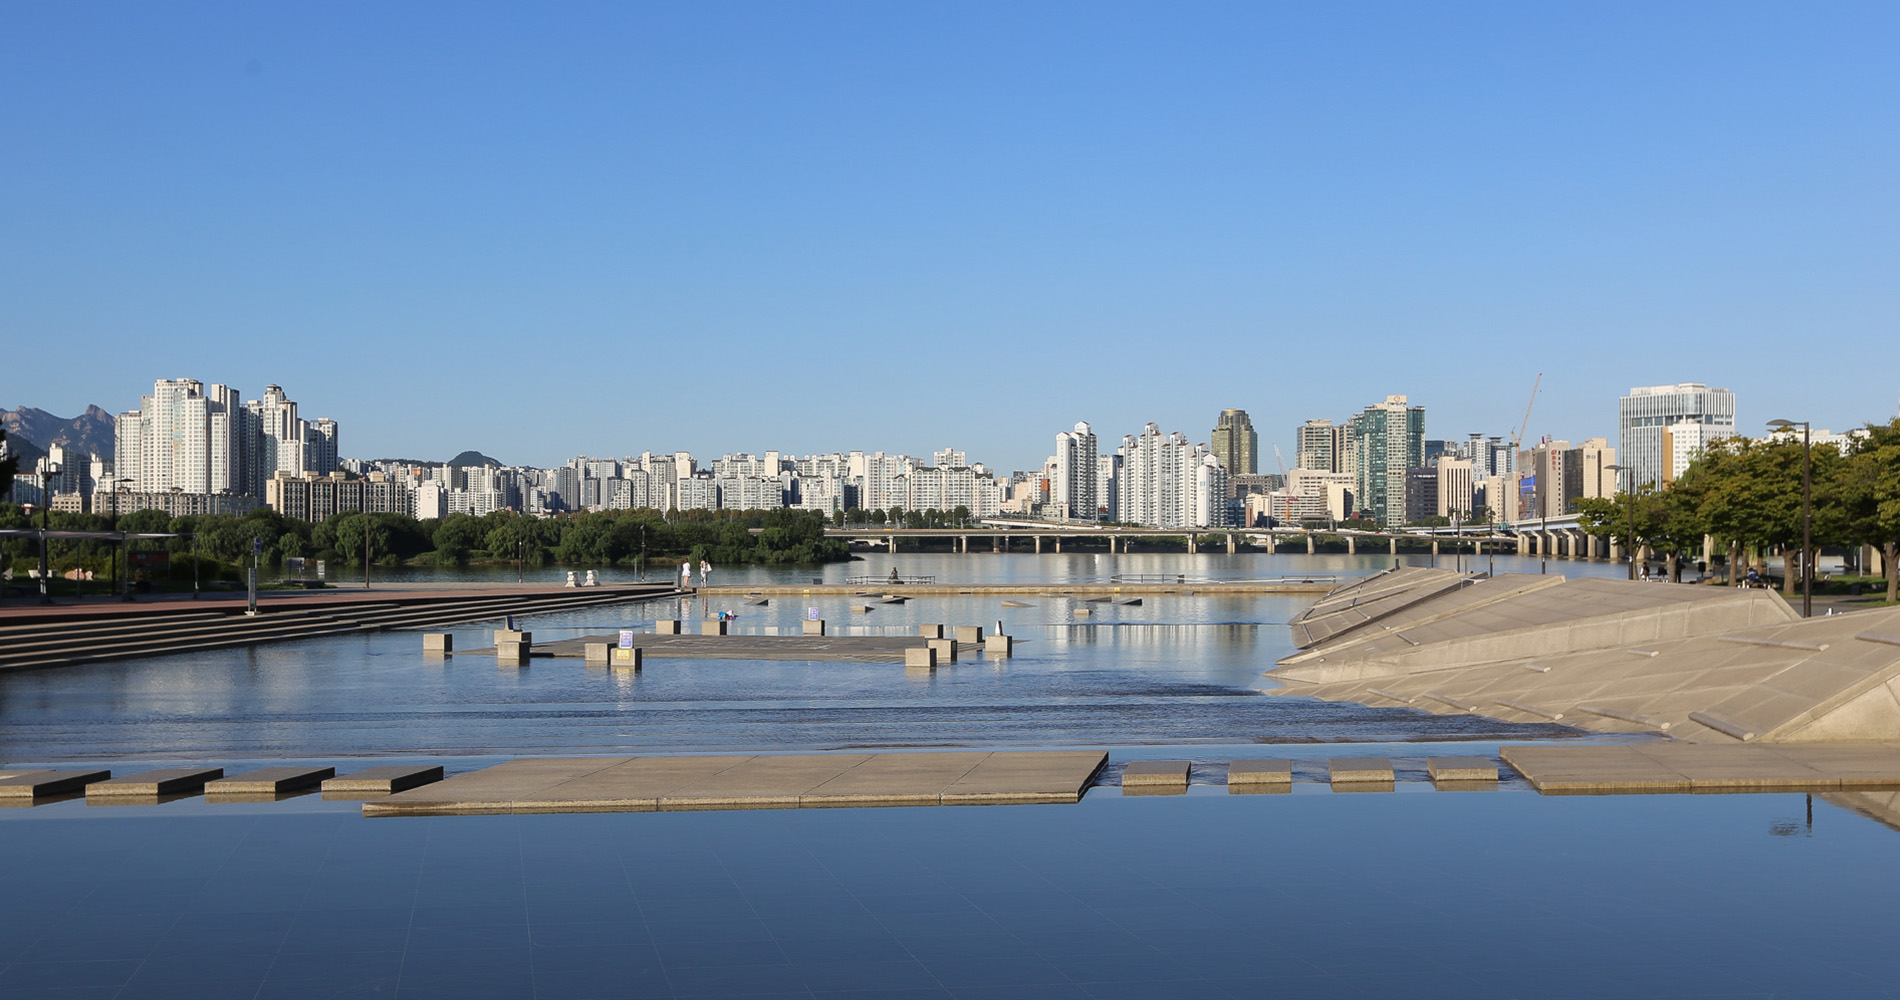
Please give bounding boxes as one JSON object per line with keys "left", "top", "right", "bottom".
{"left": 845, "top": 574, "right": 937, "bottom": 586}
{"left": 1108, "top": 574, "right": 1341, "bottom": 585}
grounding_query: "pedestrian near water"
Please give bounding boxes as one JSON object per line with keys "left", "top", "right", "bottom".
{"left": 680, "top": 561, "right": 692, "bottom": 589}
{"left": 700, "top": 558, "right": 712, "bottom": 587}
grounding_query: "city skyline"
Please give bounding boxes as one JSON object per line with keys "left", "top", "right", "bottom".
{"left": 4, "top": 4, "right": 1896, "bottom": 469}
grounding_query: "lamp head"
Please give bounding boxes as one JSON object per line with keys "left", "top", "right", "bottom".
{"left": 1767, "top": 419, "right": 1796, "bottom": 429}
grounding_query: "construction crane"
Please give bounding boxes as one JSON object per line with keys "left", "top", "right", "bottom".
{"left": 1510, "top": 373, "right": 1542, "bottom": 453}
{"left": 1272, "top": 444, "right": 1293, "bottom": 528}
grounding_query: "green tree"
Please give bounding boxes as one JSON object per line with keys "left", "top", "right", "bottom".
{"left": 0, "top": 429, "right": 16, "bottom": 500}
{"left": 1843, "top": 419, "right": 1900, "bottom": 603}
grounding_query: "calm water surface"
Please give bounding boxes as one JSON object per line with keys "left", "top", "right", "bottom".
{"left": 0, "top": 555, "right": 1601, "bottom": 763}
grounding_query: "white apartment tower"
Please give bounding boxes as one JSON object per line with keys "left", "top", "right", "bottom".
{"left": 115, "top": 379, "right": 338, "bottom": 498}
{"left": 1115, "top": 424, "right": 1230, "bottom": 529}
{"left": 1618, "top": 383, "right": 1735, "bottom": 490}
{"left": 1052, "top": 422, "right": 1099, "bottom": 520}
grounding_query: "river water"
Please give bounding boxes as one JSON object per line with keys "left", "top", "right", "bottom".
{"left": 0, "top": 553, "right": 1622, "bottom": 763}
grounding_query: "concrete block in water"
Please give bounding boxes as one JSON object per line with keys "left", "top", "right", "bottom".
{"left": 208, "top": 766, "right": 335, "bottom": 796}
{"left": 919, "top": 624, "right": 945, "bottom": 638}
{"left": 611, "top": 646, "right": 642, "bottom": 669}
{"left": 955, "top": 625, "right": 984, "bottom": 645}
{"left": 1227, "top": 759, "right": 1294, "bottom": 787}
{"left": 802, "top": 619, "right": 826, "bottom": 636}
{"left": 655, "top": 620, "right": 682, "bottom": 635}
{"left": 493, "top": 629, "right": 531, "bottom": 645}
{"left": 497, "top": 640, "right": 531, "bottom": 665}
{"left": 1328, "top": 758, "right": 1395, "bottom": 784}
{"left": 905, "top": 646, "right": 938, "bottom": 669}
{"left": 584, "top": 642, "right": 611, "bottom": 665}
{"left": 0, "top": 769, "right": 111, "bottom": 799}
{"left": 423, "top": 633, "right": 452, "bottom": 653}
{"left": 1122, "top": 760, "right": 1189, "bottom": 787}
{"left": 927, "top": 638, "right": 957, "bottom": 663}
{"left": 323, "top": 765, "right": 445, "bottom": 794}
{"left": 700, "top": 620, "right": 728, "bottom": 636}
{"left": 87, "top": 768, "right": 224, "bottom": 798}
{"left": 984, "top": 634, "right": 1014, "bottom": 657}
{"left": 1427, "top": 757, "right": 1498, "bottom": 782}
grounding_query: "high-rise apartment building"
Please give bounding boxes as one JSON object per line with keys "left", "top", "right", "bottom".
{"left": 1346, "top": 395, "right": 1425, "bottom": 526}
{"left": 1114, "top": 424, "right": 1230, "bottom": 529}
{"left": 113, "top": 378, "right": 325, "bottom": 497}
{"left": 1618, "top": 383, "right": 1735, "bottom": 490}
{"left": 1051, "top": 422, "right": 1099, "bottom": 520}
{"left": 1210, "top": 409, "right": 1258, "bottom": 476}
{"left": 1295, "top": 419, "right": 1344, "bottom": 473}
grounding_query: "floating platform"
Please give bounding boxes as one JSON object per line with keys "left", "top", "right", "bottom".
{"left": 460, "top": 632, "right": 963, "bottom": 663}
{"left": 362, "top": 751, "right": 1108, "bottom": 816}
{"left": 1502, "top": 743, "right": 1900, "bottom": 793}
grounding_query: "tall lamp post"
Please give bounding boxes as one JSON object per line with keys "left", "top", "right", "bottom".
{"left": 1605, "top": 465, "right": 1636, "bottom": 581}
{"left": 1767, "top": 419, "right": 1813, "bottom": 618}
{"left": 114, "top": 478, "right": 134, "bottom": 601}
{"left": 35, "top": 462, "right": 59, "bottom": 604}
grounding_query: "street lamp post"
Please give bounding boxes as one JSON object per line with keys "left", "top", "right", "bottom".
{"left": 1768, "top": 420, "right": 1813, "bottom": 618}
{"left": 1606, "top": 465, "right": 1636, "bottom": 581}
{"left": 35, "top": 463, "right": 59, "bottom": 604}
{"left": 114, "top": 478, "right": 134, "bottom": 601}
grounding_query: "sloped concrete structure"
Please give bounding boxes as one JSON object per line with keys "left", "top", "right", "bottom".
{"left": 1273, "top": 572, "right": 1900, "bottom": 743}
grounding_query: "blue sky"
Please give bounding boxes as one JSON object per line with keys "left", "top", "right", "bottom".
{"left": 4, "top": 2, "right": 1896, "bottom": 471}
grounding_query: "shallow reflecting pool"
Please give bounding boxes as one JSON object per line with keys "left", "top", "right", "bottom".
{"left": 0, "top": 777, "right": 1892, "bottom": 999}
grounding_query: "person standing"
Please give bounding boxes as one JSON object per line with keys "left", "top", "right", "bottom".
{"left": 680, "top": 561, "right": 693, "bottom": 590}
{"left": 700, "top": 558, "right": 713, "bottom": 587}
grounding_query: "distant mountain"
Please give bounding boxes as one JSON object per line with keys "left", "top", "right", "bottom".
{"left": 370, "top": 450, "right": 504, "bottom": 468}
{"left": 447, "top": 450, "right": 502, "bottom": 468}
{"left": 0, "top": 405, "right": 115, "bottom": 467}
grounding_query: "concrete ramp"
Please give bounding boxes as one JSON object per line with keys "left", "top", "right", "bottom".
{"left": 1273, "top": 576, "right": 1900, "bottom": 743}
{"left": 1287, "top": 568, "right": 1470, "bottom": 648}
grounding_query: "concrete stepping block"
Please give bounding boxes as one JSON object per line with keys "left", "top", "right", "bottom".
{"left": 322, "top": 765, "right": 445, "bottom": 795}
{"left": 87, "top": 768, "right": 223, "bottom": 798}
{"left": 1121, "top": 761, "right": 1190, "bottom": 787}
{"left": 1227, "top": 759, "right": 1293, "bottom": 788}
{"left": 207, "top": 766, "right": 335, "bottom": 796}
{"left": 0, "top": 769, "right": 112, "bottom": 799}
{"left": 1427, "top": 757, "right": 1499, "bottom": 783}
{"left": 1328, "top": 758, "right": 1395, "bottom": 784}
{"left": 904, "top": 647, "right": 938, "bottom": 669}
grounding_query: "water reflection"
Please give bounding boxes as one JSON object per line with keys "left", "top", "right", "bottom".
{"left": 0, "top": 556, "right": 1598, "bottom": 762}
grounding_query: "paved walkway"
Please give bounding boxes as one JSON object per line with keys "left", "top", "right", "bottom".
{"left": 362, "top": 751, "right": 1109, "bottom": 816}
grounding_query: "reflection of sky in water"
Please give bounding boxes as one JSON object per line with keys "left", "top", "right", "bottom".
{"left": 0, "top": 785, "right": 1892, "bottom": 998}
{"left": 0, "top": 555, "right": 1618, "bottom": 762}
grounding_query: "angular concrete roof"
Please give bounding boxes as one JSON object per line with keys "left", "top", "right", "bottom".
{"left": 1270, "top": 575, "right": 1900, "bottom": 743}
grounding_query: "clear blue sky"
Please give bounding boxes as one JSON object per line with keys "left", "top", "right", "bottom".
{"left": 4, "top": 2, "right": 1896, "bottom": 471}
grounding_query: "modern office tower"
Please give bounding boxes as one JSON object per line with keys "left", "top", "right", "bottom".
{"left": 1115, "top": 424, "right": 1230, "bottom": 529}
{"left": 1403, "top": 466, "right": 1439, "bottom": 524}
{"left": 1572, "top": 438, "right": 1617, "bottom": 503}
{"left": 1459, "top": 433, "right": 1512, "bottom": 479}
{"left": 1051, "top": 422, "right": 1099, "bottom": 520}
{"left": 1520, "top": 439, "right": 1569, "bottom": 520}
{"left": 1295, "top": 419, "right": 1344, "bottom": 473}
{"left": 1618, "top": 383, "right": 1736, "bottom": 490}
{"left": 1435, "top": 456, "right": 1474, "bottom": 518}
{"left": 1211, "top": 409, "right": 1259, "bottom": 475}
{"left": 1346, "top": 395, "right": 1426, "bottom": 527}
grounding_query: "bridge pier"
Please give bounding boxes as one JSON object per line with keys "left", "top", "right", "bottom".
{"left": 1389, "top": 537, "right": 1397, "bottom": 556}
{"left": 1306, "top": 533, "right": 1315, "bottom": 554}
{"left": 1346, "top": 536, "right": 1355, "bottom": 555}
{"left": 1226, "top": 532, "right": 1236, "bottom": 554}
{"left": 890, "top": 536, "right": 897, "bottom": 553}
{"left": 1431, "top": 539, "right": 1439, "bottom": 556}
{"left": 1265, "top": 534, "right": 1276, "bottom": 553}
{"left": 1034, "top": 535, "right": 1041, "bottom": 554}
{"left": 1517, "top": 535, "right": 1528, "bottom": 555}
{"left": 1188, "top": 533, "right": 1197, "bottom": 554}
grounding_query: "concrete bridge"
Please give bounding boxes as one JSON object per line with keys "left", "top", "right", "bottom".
{"left": 745, "top": 520, "right": 1619, "bottom": 560}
